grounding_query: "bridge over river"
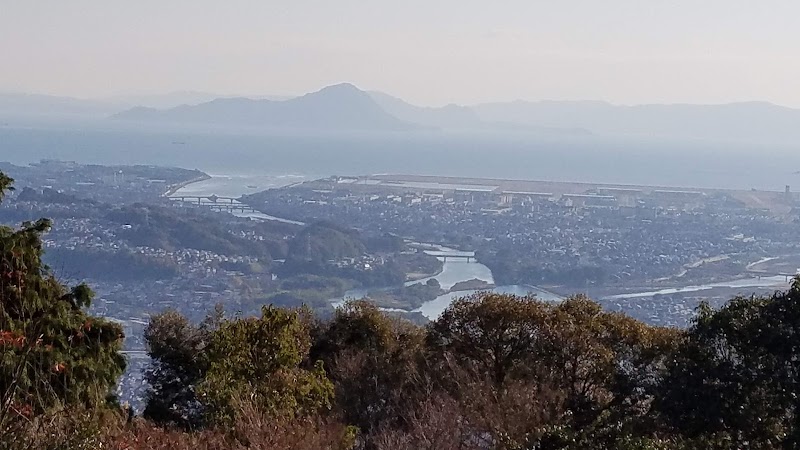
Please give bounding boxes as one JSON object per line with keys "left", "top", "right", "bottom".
{"left": 120, "top": 350, "right": 148, "bottom": 360}
{"left": 423, "top": 249, "right": 475, "bottom": 262}
{"left": 170, "top": 195, "right": 258, "bottom": 213}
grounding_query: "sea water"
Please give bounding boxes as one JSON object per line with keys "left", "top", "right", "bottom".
{"left": 2, "top": 118, "right": 800, "bottom": 191}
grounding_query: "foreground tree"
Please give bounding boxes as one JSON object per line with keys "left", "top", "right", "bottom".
{"left": 0, "top": 172, "right": 125, "bottom": 430}
{"left": 543, "top": 297, "right": 680, "bottom": 428}
{"left": 146, "top": 305, "right": 334, "bottom": 429}
{"left": 201, "top": 305, "right": 334, "bottom": 423}
{"left": 311, "top": 300, "right": 426, "bottom": 435}
{"left": 428, "top": 293, "right": 551, "bottom": 387}
{"left": 426, "top": 293, "right": 680, "bottom": 448}
{"left": 143, "top": 307, "right": 220, "bottom": 429}
{"left": 657, "top": 278, "right": 800, "bottom": 448}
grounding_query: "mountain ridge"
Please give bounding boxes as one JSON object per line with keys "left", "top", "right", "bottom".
{"left": 102, "top": 91, "right": 294, "bottom": 109}
{"left": 0, "top": 92, "right": 121, "bottom": 117}
{"left": 112, "top": 83, "right": 421, "bottom": 131}
{"left": 5, "top": 84, "right": 800, "bottom": 142}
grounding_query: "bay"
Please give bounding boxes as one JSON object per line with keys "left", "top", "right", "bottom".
{"left": 3, "top": 119, "right": 800, "bottom": 192}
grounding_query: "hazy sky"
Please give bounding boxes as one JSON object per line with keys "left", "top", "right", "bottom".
{"left": 2, "top": 0, "right": 799, "bottom": 106}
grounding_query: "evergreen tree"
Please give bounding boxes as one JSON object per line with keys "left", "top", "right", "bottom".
{"left": 200, "top": 305, "right": 333, "bottom": 424}
{"left": 657, "top": 278, "right": 800, "bottom": 448}
{"left": 0, "top": 172, "right": 125, "bottom": 429}
{"left": 145, "top": 305, "right": 333, "bottom": 428}
{"left": 311, "top": 300, "right": 425, "bottom": 435}
{"left": 143, "top": 309, "right": 213, "bottom": 429}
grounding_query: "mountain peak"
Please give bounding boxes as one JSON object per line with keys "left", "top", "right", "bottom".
{"left": 319, "top": 82, "right": 361, "bottom": 92}
{"left": 111, "top": 83, "right": 418, "bottom": 131}
{"left": 304, "top": 83, "right": 369, "bottom": 102}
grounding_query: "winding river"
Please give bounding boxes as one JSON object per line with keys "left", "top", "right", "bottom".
{"left": 332, "top": 259, "right": 564, "bottom": 319}
{"left": 333, "top": 244, "right": 565, "bottom": 319}
{"left": 172, "top": 177, "right": 565, "bottom": 319}
{"left": 172, "top": 175, "right": 793, "bottom": 319}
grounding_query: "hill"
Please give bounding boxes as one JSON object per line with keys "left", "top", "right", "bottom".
{"left": 0, "top": 92, "right": 120, "bottom": 118}
{"left": 368, "top": 91, "right": 483, "bottom": 129}
{"left": 111, "top": 83, "right": 421, "bottom": 131}
{"left": 369, "top": 91, "right": 589, "bottom": 135}
{"left": 286, "top": 221, "right": 366, "bottom": 263}
{"left": 105, "top": 203, "right": 274, "bottom": 260}
{"left": 103, "top": 91, "right": 293, "bottom": 109}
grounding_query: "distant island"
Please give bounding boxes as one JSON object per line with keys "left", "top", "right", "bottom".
{"left": 109, "top": 83, "right": 590, "bottom": 135}
{"left": 109, "top": 85, "right": 800, "bottom": 142}
{"left": 4, "top": 83, "right": 800, "bottom": 142}
{"left": 111, "top": 83, "right": 422, "bottom": 132}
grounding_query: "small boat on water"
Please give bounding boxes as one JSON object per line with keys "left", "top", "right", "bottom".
{"left": 247, "top": 185, "right": 258, "bottom": 189}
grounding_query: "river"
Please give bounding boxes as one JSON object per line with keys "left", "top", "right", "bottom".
{"left": 171, "top": 174, "right": 793, "bottom": 320}
{"left": 332, "top": 258, "right": 565, "bottom": 320}
{"left": 169, "top": 173, "right": 306, "bottom": 198}
{"left": 168, "top": 173, "right": 306, "bottom": 225}
{"left": 171, "top": 177, "right": 565, "bottom": 318}
{"left": 601, "top": 275, "right": 791, "bottom": 300}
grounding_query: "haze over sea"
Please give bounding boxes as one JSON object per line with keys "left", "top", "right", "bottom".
{"left": 2, "top": 118, "right": 799, "bottom": 191}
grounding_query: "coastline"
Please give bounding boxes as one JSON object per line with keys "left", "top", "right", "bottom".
{"left": 163, "top": 173, "right": 212, "bottom": 197}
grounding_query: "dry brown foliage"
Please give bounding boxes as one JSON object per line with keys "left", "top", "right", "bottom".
{"left": 1, "top": 402, "right": 355, "bottom": 450}
{"left": 369, "top": 358, "right": 568, "bottom": 450}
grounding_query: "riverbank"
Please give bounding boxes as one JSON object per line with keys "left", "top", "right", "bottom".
{"left": 600, "top": 274, "right": 791, "bottom": 301}
{"left": 406, "top": 267, "right": 444, "bottom": 282}
{"left": 166, "top": 173, "right": 310, "bottom": 225}
{"left": 163, "top": 173, "right": 212, "bottom": 197}
{"left": 747, "top": 256, "right": 780, "bottom": 271}
{"left": 164, "top": 177, "right": 567, "bottom": 317}
{"left": 166, "top": 174, "right": 789, "bottom": 316}
{"left": 449, "top": 278, "right": 495, "bottom": 292}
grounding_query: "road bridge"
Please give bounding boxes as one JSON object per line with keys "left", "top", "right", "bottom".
{"left": 171, "top": 194, "right": 240, "bottom": 204}
{"left": 423, "top": 250, "right": 475, "bottom": 262}
{"left": 170, "top": 195, "right": 258, "bottom": 214}
{"left": 120, "top": 350, "right": 149, "bottom": 360}
{"left": 204, "top": 203, "right": 258, "bottom": 214}
{"left": 751, "top": 272, "right": 800, "bottom": 282}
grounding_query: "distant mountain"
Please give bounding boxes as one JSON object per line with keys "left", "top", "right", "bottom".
{"left": 369, "top": 91, "right": 483, "bottom": 129}
{"left": 473, "top": 100, "right": 800, "bottom": 143}
{"left": 368, "top": 91, "right": 591, "bottom": 135}
{"left": 13, "top": 84, "right": 798, "bottom": 143}
{"left": 0, "top": 93, "right": 120, "bottom": 118}
{"left": 112, "top": 84, "right": 420, "bottom": 131}
{"left": 104, "top": 91, "right": 293, "bottom": 109}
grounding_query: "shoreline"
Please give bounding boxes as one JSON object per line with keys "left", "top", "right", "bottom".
{"left": 163, "top": 173, "right": 212, "bottom": 197}
{"left": 447, "top": 279, "right": 496, "bottom": 293}
{"left": 405, "top": 267, "right": 445, "bottom": 282}
{"left": 369, "top": 173, "right": 781, "bottom": 196}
